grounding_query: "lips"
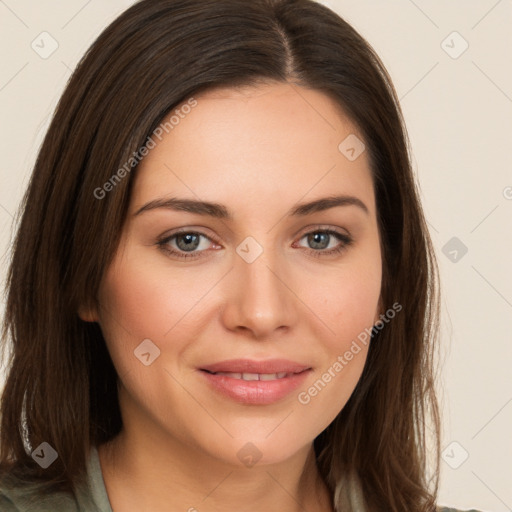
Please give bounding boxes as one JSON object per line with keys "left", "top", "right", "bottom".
{"left": 198, "top": 359, "right": 312, "bottom": 404}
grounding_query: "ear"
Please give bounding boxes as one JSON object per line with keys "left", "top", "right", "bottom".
{"left": 78, "top": 303, "right": 99, "bottom": 323}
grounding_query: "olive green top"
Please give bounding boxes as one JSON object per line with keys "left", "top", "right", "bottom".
{"left": 0, "top": 446, "right": 484, "bottom": 511}
{"left": 0, "top": 446, "right": 112, "bottom": 511}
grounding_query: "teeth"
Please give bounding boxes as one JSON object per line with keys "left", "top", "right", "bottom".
{"left": 216, "top": 372, "right": 242, "bottom": 379}
{"left": 214, "top": 372, "right": 290, "bottom": 380}
{"left": 243, "top": 372, "right": 259, "bottom": 381}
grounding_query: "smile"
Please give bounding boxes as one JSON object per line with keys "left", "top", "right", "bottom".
{"left": 199, "top": 367, "right": 311, "bottom": 405}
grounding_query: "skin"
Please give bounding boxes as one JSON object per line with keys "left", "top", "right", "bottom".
{"left": 80, "top": 81, "right": 383, "bottom": 512}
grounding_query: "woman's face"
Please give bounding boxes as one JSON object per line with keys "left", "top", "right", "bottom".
{"left": 87, "top": 82, "right": 382, "bottom": 467}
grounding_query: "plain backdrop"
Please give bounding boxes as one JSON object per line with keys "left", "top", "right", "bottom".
{"left": 0, "top": 1, "right": 511, "bottom": 510}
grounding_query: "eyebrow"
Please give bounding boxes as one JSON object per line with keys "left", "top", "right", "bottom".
{"left": 133, "top": 194, "right": 369, "bottom": 218}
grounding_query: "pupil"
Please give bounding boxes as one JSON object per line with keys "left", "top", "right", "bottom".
{"left": 177, "top": 234, "right": 199, "bottom": 251}
{"left": 309, "top": 232, "right": 328, "bottom": 249}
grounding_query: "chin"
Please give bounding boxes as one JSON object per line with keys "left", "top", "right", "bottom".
{"left": 200, "top": 432, "right": 311, "bottom": 469}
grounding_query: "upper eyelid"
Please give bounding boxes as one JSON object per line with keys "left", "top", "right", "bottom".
{"left": 294, "top": 224, "right": 350, "bottom": 239}
{"left": 163, "top": 228, "right": 221, "bottom": 245}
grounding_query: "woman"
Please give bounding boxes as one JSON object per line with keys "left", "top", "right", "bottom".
{"left": 0, "top": 0, "right": 483, "bottom": 510}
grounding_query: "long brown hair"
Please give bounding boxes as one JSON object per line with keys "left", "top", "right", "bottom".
{"left": 0, "top": 0, "right": 441, "bottom": 510}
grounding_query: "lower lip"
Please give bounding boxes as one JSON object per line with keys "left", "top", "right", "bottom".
{"left": 199, "top": 370, "right": 311, "bottom": 405}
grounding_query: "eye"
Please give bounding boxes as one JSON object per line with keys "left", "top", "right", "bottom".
{"left": 156, "top": 227, "right": 353, "bottom": 261}
{"left": 157, "top": 230, "right": 219, "bottom": 260}
{"left": 294, "top": 229, "right": 353, "bottom": 258}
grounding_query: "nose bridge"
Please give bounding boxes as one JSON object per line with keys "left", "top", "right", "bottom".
{"left": 223, "top": 238, "right": 297, "bottom": 336}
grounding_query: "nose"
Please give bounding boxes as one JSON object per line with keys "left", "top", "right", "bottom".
{"left": 220, "top": 248, "right": 298, "bottom": 339}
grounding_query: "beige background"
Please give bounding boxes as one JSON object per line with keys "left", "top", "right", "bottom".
{"left": 0, "top": 0, "right": 511, "bottom": 510}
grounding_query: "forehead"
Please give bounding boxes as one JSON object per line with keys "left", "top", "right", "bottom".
{"left": 130, "top": 82, "right": 375, "bottom": 218}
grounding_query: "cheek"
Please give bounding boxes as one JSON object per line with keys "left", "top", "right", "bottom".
{"left": 95, "top": 245, "right": 220, "bottom": 385}
{"left": 294, "top": 252, "right": 381, "bottom": 420}
{"left": 97, "top": 246, "right": 203, "bottom": 342}
{"left": 94, "top": 253, "right": 177, "bottom": 387}
{"left": 99, "top": 265, "right": 169, "bottom": 340}
{"left": 95, "top": 254, "right": 204, "bottom": 425}
{"left": 295, "top": 286, "right": 376, "bottom": 432}
{"left": 305, "top": 250, "right": 382, "bottom": 345}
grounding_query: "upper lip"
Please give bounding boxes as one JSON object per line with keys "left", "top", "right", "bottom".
{"left": 200, "top": 359, "right": 311, "bottom": 374}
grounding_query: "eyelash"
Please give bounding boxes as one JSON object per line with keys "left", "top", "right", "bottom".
{"left": 156, "top": 228, "right": 353, "bottom": 260}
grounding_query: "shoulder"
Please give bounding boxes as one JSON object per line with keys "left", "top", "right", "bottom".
{"left": 0, "top": 476, "right": 79, "bottom": 512}
{"left": 0, "top": 446, "right": 111, "bottom": 512}
{"left": 0, "top": 491, "right": 18, "bottom": 512}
